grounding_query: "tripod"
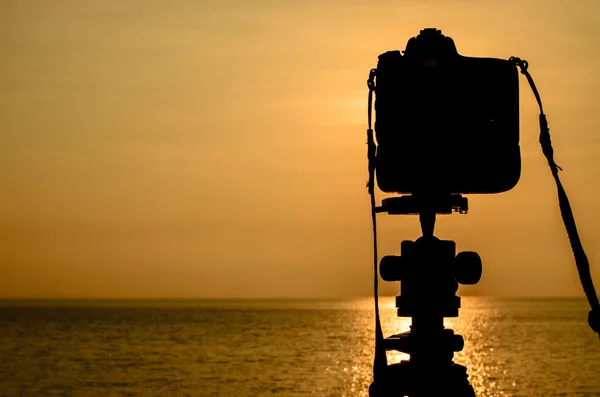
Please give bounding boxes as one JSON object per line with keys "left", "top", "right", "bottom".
{"left": 369, "top": 194, "right": 481, "bottom": 397}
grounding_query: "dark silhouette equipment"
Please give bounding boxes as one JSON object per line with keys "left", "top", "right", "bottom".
{"left": 374, "top": 30, "right": 519, "bottom": 195}
{"left": 364, "top": 28, "right": 600, "bottom": 397}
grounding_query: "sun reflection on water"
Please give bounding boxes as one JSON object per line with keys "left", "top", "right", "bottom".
{"left": 343, "top": 296, "right": 600, "bottom": 397}
{"left": 355, "top": 296, "right": 506, "bottom": 396}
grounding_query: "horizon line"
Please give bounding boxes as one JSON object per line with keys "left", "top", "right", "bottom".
{"left": 0, "top": 295, "right": 590, "bottom": 301}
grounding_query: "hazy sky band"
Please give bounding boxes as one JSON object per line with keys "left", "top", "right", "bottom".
{"left": 1, "top": 0, "right": 600, "bottom": 298}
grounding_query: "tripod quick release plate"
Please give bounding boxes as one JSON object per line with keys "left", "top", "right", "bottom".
{"left": 377, "top": 194, "right": 468, "bottom": 215}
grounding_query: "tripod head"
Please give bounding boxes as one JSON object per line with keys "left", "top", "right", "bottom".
{"left": 377, "top": 194, "right": 481, "bottom": 314}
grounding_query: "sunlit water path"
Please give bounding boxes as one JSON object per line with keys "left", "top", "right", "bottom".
{"left": 0, "top": 298, "right": 599, "bottom": 396}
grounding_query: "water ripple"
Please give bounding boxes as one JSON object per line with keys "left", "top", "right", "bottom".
{"left": 0, "top": 298, "right": 598, "bottom": 396}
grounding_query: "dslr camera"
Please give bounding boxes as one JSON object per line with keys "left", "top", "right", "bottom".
{"left": 373, "top": 28, "right": 520, "bottom": 195}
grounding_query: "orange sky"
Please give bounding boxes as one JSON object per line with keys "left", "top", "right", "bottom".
{"left": 1, "top": 0, "right": 600, "bottom": 298}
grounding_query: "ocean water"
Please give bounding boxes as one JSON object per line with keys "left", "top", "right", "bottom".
{"left": 0, "top": 298, "right": 599, "bottom": 397}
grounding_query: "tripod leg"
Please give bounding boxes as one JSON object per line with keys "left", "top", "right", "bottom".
{"left": 447, "top": 363, "right": 477, "bottom": 397}
{"left": 369, "top": 362, "right": 476, "bottom": 397}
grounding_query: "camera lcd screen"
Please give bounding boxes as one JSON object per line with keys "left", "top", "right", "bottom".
{"left": 374, "top": 54, "right": 520, "bottom": 194}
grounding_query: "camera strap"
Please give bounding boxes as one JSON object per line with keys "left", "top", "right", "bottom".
{"left": 509, "top": 57, "right": 600, "bottom": 337}
{"left": 366, "top": 68, "right": 389, "bottom": 379}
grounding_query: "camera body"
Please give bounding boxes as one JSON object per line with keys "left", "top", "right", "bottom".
{"left": 374, "top": 29, "right": 521, "bottom": 195}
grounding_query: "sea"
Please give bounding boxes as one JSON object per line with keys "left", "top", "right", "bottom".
{"left": 0, "top": 298, "right": 599, "bottom": 397}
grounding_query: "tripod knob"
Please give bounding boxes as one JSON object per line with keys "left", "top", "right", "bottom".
{"left": 380, "top": 256, "right": 406, "bottom": 281}
{"left": 454, "top": 251, "right": 482, "bottom": 285}
{"left": 452, "top": 334, "right": 465, "bottom": 352}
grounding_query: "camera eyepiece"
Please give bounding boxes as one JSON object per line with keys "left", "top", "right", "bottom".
{"left": 404, "top": 28, "right": 458, "bottom": 62}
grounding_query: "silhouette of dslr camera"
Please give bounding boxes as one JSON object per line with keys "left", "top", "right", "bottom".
{"left": 373, "top": 29, "right": 520, "bottom": 194}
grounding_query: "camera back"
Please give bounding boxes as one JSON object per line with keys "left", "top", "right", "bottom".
{"left": 374, "top": 43, "right": 521, "bottom": 195}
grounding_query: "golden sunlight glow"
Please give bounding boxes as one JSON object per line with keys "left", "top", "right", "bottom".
{"left": 1, "top": 0, "right": 600, "bottom": 298}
